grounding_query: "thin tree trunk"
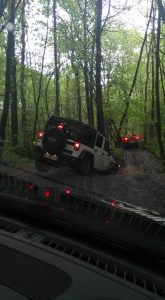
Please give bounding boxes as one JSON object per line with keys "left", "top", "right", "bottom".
{"left": 11, "top": 53, "right": 18, "bottom": 145}
{"left": 143, "top": 40, "right": 152, "bottom": 143}
{"left": 160, "top": 63, "right": 165, "bottom": 106}
{"left": 32, "top": 0, "right": 49, "bottom": 139}
{"left": 89, "top": 37, "right": 95, "bottom": 127}
{"left": 20, "top": 0, "right": 28, "bottom": 148}
{"left": 95, "top": 0, "right": 105, "bottom": 134}
{"left": 70, "top": 50, "right": 81, "bottom": 121}
{"left": 44, "top": 71, "right": 55, "bottom": 117}
{"left": 116, "top": 0, "right": 154, "bottom": 141}
{"left": 82, "top": 0, "right": 93, "bottom": 126}
{"left": 157, "top": 0, "right": 165, "bottom": 23}
{"left": 150, "top": 8, "right": 156, "bottom": 138}
{"left": 0, "top": 0, "right": 15, "bottom": 152}
{"left": 155, "top": 12, "right": 165, "bottom": 165}
{"left": 74, "top": 66, "right": 81, "bottom": 122}
{"left": 53, "top": 0, "right": 60, "bottom": 115}
{"left": 65, "top": 73, "right": 70, "bottom": 118}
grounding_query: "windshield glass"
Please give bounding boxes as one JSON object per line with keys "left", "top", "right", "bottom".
{"left": 0, "top": 0, "right": 165, "bottom": 243}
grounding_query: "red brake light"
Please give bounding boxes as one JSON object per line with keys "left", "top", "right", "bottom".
{"left": 124, "top": 137, "right": 128, "bottom": 141}
{"left": 111, "top": 199, "right": 116, "bottom": 206}
{"left": 65, "top": 188, "right": 71, "bottom": 196}
{"left": 136, "top": 135, "right": 140, "bottom": 140}
{"left": 38, "top": 131, "right": 44, "bottom": 139}
{"left": 74, "top": 142, "right": 80, "bottom": 151}
{"left": 57, "top": 124, "right": 64, "bottom": 129}
{"left": 44, "top": 187, "right": 53, "bottom": 198}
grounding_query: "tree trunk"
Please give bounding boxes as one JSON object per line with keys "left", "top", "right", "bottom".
{"left": 155, "top": 12, "right": 165, "bottom": 165}
{"left": 74, "top": 66, "right": 81, "bottom": 122}
{"left": 143, "top": 40, "right": 152, "bottom": 143}
{"left": 0, "top": 0, "right": 15, "bottom": 152}
{"left": 53, "top": 0, "right": 60, "bottom": 115}
{"left": 116, "top": 0, "right": 154, "bottom": 141}
{"left": 95, "top": 0, "right": 105, "bottom": 135}
{"left": 82, "top": 0, "right": 93, "bottom": 126}
{"left": 65, "top": 73, "right": 70, "bottom": 118}
{"left": 160, "top": 63, "right": 165, "bottom": 106}
{"left": 150, "top": 7, "right": 156, "bottom": 139}
{"left": 20, "top": 0, "right": 28, "bottom": 148}
{"left": 89, "top": 37, "right": 95, "bottom": 127}
{"left": 32, "top": 0, "right": 49, "bottom": 139}
{"left": 11, "top": 53, "right": 18, "bottom": 145}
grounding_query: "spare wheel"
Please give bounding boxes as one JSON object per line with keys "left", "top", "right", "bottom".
{"left": 42, "top": 126, "right": 67, "bottom": 155}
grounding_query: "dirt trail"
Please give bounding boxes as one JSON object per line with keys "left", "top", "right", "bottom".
{"left": 1, "top": 149, "right": 165, "bottom": 215}
{"left": 37, "top": 149, "right": 165, "bottom": 214}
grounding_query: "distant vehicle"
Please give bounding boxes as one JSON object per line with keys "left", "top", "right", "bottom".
{"left": 33, "top": 114, "right": 119, "bottom": 175}
{"left": 121, "top": 134, "right": 140, "bottom": 148}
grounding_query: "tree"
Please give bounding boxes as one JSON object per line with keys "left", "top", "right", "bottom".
{"left": 95, "top": 0, "right": 105, "bottom": 134}
{"left": 20, "top": 0, "right": 28, "bottom": 148}
{"left": 155, "top": 11, "right": 165, "bottom": 165}
{"left": 53, "top": 0, "right": 60, "bottom": 115}
{"left": 0, "top": 0, "right": 16, "bottom": 151}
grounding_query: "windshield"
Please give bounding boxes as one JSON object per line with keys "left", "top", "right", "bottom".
{"left": 0, "top": 0, "right": 165, "bottom": 252}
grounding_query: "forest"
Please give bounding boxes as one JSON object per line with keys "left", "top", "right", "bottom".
{"left": 0, "top": 0, "right": 165, "bottom": 165}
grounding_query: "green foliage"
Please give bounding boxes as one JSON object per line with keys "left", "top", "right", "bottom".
{"left": 0, "top": 0, "right": 164, "bottom": 161}
{"left": 113, "top": 147, "right": 124, "bottom": 162}
{"left": 2, "top": 144, "right": 33, "bottom": 168}
{"left": 146, "top": 137, "right": 165, "bottom": 159}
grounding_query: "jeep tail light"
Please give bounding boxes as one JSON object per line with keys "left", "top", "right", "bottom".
{"left": 57, "top": 124, "right": 64, "bottom": 130}
{"left": 38, "top": 131, "right": 44, "bottom": 139}
{"left": 74, "top": 142, "right": 80, "bottom": 151}
{"left": 111, "top": 199, "right": 116, "bottom": 206}
{"left": 136, "top": 135, "right": 140, "bottom": 140}
{"left": 65, "top": 188, "right": 71, "bottom": 196}
{"left": 124, "top": 137, "right": 128, "bottom": 141}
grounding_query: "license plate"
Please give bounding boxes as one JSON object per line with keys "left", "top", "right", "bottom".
{"left": 44, "top": 153, "right": 58, "bottom": 161}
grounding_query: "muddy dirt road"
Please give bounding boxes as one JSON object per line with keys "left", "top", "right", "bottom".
{"left": 36, "top": 149, "right": 165, "bottom": 214}
{"left": 1, "top": 149, "right": 165, "bottom": 215}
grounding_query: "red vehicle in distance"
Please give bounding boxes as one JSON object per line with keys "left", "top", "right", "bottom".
{"left": 121, "top": 133, "right": 141, "bottom": 148}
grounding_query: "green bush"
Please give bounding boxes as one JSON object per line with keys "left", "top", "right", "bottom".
{"left": 113, "top": 147, "right": 124, "bottom": 161}
{"left": 145, "top": 137, "right": 165, "bottom": 159}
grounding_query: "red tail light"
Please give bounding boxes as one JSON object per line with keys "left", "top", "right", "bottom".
{"left": 74, "top": 142, "right": 80, "bottom": 151}
{"left": 37, "top": 131, "right": 44, "bottom": 139}
{"left": 136, "top": 135, "right": 140, "bottom": 140}
{"left": 57, "top": 124, "right": 64, "bottom": 130}
{"left": 124, "top": 137, "right": 128, "bottom": 141}
{"left": 65, "top": 188, "right": 71, "bottom": 196}
{"left": 111, "top": 199, "right": 116, "bottom": 206}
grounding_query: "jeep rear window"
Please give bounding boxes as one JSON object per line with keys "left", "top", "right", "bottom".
{"left": 45, "top": 116, "right": 96, "bottom": 144}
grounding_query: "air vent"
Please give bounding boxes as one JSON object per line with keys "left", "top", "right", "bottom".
{"left": 40, "top": 237, "right": 165, "bottom": 298}
{"left": 0, "top": 221, "right": 21, "bottom": 234}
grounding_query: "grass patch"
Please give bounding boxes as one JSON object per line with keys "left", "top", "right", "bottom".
{"left": 1, "top": 144, "right": 33, "bottom": 169}
{"left": 145, "top": 137, "right": 165, "bottom": 159}
{"left": 113, "top": 147, "right": 124, "bottom": 162}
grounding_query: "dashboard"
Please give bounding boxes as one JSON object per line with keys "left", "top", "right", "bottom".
{"left": 0, "top": 212, "right": 164, "bottom": 300}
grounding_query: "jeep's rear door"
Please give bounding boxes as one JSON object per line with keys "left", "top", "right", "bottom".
{"left": 94, "top": 133, "right": 104, "bottom": 170}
